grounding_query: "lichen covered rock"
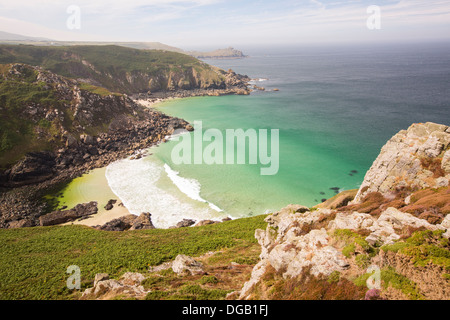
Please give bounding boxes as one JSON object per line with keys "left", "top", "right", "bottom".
{"left": 353, "top": 122, "right": 450, "bottom": 203}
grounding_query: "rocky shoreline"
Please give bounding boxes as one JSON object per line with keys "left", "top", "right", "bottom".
{"left": 132, "top": 68, "right": 252, "bottom": 103}
{"left": 0, "top": 108, "right": 190, "bottom": 228}
{"left": 0, "top": 69, "right": 252, "bottom": 229}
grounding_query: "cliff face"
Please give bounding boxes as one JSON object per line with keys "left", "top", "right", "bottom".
{"left": 239, "top": 122, "right": 450, "bottom": 300}
{"left": 0, "top": 45, "right": 250, "bottom": 95}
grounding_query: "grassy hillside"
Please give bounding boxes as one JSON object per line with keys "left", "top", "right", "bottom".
{"left": 0, "top": 44, "right": 227, "bottom": 94}
{"left": 0, "top": 215, "right": 266, "bottom": 300}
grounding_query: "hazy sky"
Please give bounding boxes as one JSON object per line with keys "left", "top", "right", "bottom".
{"left": 0, "top": 0, "right": 449, "bottom": 49}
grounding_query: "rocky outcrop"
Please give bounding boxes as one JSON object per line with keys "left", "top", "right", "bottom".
{"left": 96, "top": 213, "right": 155, "bottom": 231}
{"left": 0, "top": 64, "right": 190, "bottom": 188}
{"left": 175, "top": 219, "right": 196, "bottom": 228}
{"left": 130, "top": 212, "right": 155, "bottom": 230}
{"left": 239, "top": 123, "right": 450, "bottom": 300}
{"left": 239, "top": 203, "right": 449, "bottom": 300}
{"left": 81, "top": 272, "right": 148, "bottom": 300}
{"left": 6, "top": 152, "right": 56, "bottom": 187}
{"left": 171, "top": 254, "right": 205, "bottom": 276}
{"left": 39, "top": 201, "right": 98, "bottom": 226}
{"left": 353, "top": 122, "right": 450, "bottom": 203}
{"left": 239, "top": 205, "right": 347, "bottom": 299}
{"left": 195, "top": 220, "right": 220, "bottom": 227}
{"left": 104, "top": 199, "right": 116, "bottom": 211}
{"left": 365, "top": 207, "right": 445, "bottom": 245}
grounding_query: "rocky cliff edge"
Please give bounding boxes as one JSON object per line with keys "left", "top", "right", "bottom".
{"left": 239, "top": 122, "right": 450, "bottom": 300}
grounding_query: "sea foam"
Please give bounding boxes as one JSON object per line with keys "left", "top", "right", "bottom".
{"left": 163, "top": 163, "right": 222, "bottom": 212}
{"left": 105, "top": 156, "right": 224, "bottom": 228}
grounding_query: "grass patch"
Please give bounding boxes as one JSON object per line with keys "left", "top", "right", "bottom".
{"left": 177, "top": 284, "right": 230, "bottom": 300}
{"left": 381, "top": 230, "right": 450, "bottom": 269}
{"left": 145, "top": 290, "right": 171, "bottom": 300}
{"left": 354, "top": 267, "right": 424, "bottom": 300}
{"left": 199, "top": 275, "right": 219, "bottom": 285}
{"left": 0, "top": 215, "right": 266, "bottom": 300}
{"left": 79, "top": 83, "right": 120, "bottom": 97}
{"left": 332, "top": 229, "right": 376, "bottom": 257}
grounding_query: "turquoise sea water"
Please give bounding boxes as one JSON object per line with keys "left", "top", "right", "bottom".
{"left": 65, "top": 43, "right": 450, "bottom": 228}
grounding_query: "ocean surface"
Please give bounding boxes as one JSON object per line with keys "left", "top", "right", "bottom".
{"left": 58, "top": 43, "right": 450, "bottom": 228}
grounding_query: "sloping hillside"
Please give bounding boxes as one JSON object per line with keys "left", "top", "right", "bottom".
{"left": 0, "top": 45, "right": 243, "bottom": 95}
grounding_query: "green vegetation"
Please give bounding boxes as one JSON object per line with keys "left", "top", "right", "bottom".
{"left": 78, "top": 83, "right": 119, "bottom": 97}
{"left": 327, "top": 271, "right": 341, "bottom": 284}
{"left": 355, "top": 254, "right": 371, "bottom": 269}
{"left": 175, "top": 284, "right": 230, "bottom": 300}
{"left": 354, "top": 267, "right": 424, "bottom": 300}
{"left": 147, "top": 285, "right": 230, "bottom": 301}
{"left": 232, "top": 256, "right": 260, "bottom": 265}
{"left": 144, "top": 290, "right": 171, "bottom": 300}
{"left": 382, "top": 230, "right": 450, "bottom": 269}
{"left": 332, "top": 229, "right": 377, "bottom": 258}
{"left": 0, "top": 215, "right": 266, "bottom": 300}
{"left": 342, "top": 243, "right": 356, "bottom": 258}
{"left": 199, "top": 275, "right": 219, "bottom": 285}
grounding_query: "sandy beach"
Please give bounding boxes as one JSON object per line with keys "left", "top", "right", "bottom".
{"left": 57, "top": 166, "right": 133, "bottom": 227}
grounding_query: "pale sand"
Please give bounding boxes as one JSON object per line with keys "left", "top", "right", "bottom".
{"left": 134, "top": 97, "right": 176, "bottom": 108}
{"left": 57, "top": 166, "right": 134, "bottom": 227}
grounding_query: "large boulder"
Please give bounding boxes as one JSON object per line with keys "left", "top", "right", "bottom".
{"left": 97, "top": 214, "right": 137, "bottom": 231}
{"left": 39, "top": 201, "right": 98, "bottom": 226}
{"left": 171, "top": 254, "right": 205, "bottom": 276}
{"left": 173, "top": 219, "right": 196, "bottom": 228}
{"left": 97, "top": 213, "right": 155, "bottom": 231}
{"left": 81, "top": 272, "right": 147, "bottom": 300}
{"left": 266, "top": 228, "right": 349, "bottom": 278}
{"left": 239, "top": 205, "right": 345, "bottom": 300}
{"left": 130, "top": 212, "right": 155, "bottom": 230}
{"left": 195, "top": 220, "right": 219, "bottom": 227}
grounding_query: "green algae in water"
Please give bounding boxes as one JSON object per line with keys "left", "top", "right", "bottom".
{"left": 45, "top": 167, "right": 119, "bottom": 213}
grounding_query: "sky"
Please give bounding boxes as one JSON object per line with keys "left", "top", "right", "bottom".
{"left": 0, "top": 0, "right": 450, "bottom": 49}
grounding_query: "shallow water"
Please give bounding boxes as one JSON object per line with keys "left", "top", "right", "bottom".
{"left": 52, "top": 167, "right": 118, "bottom": 214}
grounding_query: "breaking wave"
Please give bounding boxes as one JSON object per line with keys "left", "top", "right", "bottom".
{"left": 105, "top": 156, "right": 225, "bottom": 228}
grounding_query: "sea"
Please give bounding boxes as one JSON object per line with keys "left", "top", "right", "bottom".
{"left": 56, "top": 43, "right": 450, "bottom": 228}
